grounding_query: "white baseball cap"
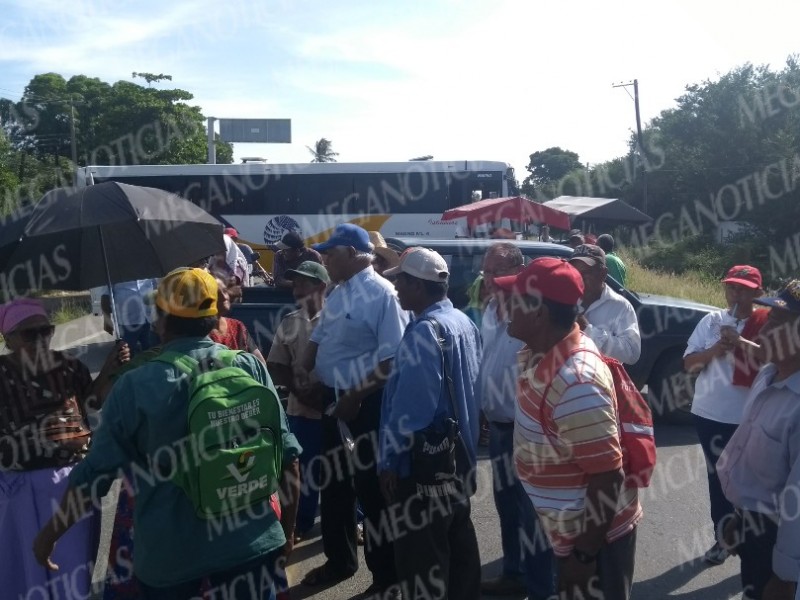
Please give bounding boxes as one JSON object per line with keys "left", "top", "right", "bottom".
{"left": 384, "top": 247, "right": 449, "bottom": 282}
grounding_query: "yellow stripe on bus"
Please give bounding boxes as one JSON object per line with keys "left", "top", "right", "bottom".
{"left": 240, "top": 215, "right": 391, "bottom": 274}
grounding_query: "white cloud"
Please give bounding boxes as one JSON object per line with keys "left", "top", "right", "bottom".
{"left": 0, "top": 1, "right": 223, "bottom": 80}
{"left": 4, "top": 0, "right": 800, "bottom": 179}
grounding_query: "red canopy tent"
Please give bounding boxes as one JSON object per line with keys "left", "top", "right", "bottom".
{"left": 441, "top": 196, "right": 571, "bottom": 230}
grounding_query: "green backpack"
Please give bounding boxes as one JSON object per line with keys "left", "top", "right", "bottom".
{"left": 156, "top": 349, "right": 283, "bottom": 519}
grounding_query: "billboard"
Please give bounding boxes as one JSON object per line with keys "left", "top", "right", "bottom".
{"left": 218, "top": 119, "right": 291, "bottom": 143}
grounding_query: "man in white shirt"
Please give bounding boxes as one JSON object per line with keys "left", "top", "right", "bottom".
{"left": 569, "top": 244, "right": 641, "bottom": 365}
{"left": 683, "top": 265, "right": 766, "bottom": 566}
{"left": 302, "top": 224, "right": 408, "bottom": 599}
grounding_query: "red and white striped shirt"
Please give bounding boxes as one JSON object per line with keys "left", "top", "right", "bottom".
{"left": 514, "top": 325, "right": 642, "bottom": 557}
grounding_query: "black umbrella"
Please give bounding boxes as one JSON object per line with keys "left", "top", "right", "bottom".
{"left": 0, "top": 182, "right": 225, "bottom": 331}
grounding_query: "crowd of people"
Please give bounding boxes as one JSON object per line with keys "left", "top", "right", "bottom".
{"left": 0, "top": 222, "right": 798, "bottom": 600}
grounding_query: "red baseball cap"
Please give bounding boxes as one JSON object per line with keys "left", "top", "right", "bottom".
{"left": 224, "top": 227, "right": 239, "bottom": 238}
{"left": 494, "top": 257, "right": 584, "bottom": 305}
{"left": 721, "top": 265, "right": 762, "bottom": 289}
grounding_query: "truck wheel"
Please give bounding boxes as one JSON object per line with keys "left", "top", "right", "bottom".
{"left": 647, "top": 352, "right": 696, "bottom": 424}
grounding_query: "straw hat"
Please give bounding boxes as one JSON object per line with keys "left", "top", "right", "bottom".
{"left": 368, "top": 231, "right": 400, "bottom": 269}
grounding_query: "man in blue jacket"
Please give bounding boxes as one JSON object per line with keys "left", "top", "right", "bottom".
{"left": 379, "top": 247, "right": 483, "bottom": 600}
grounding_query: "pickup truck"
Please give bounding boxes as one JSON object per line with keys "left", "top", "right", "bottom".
{"left": 231, "top": 237, "right": 717, "bottom": 422}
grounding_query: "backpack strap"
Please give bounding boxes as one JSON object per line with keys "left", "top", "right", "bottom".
{"left": 425, "top": 316, "right": 476, "bottom": 490}
{"left": 153, "top": 348, "right": 244, "bottom": 375}
{"left": 153, "top": 350, "right": 199, "bottom": 376}
{"left": 213, "top": 348, "right": 244, "bottom": 368}
{"left": 572, "top": 346, "right": 622, "bottom": 411}
{"left": 538, "top": 345, "right": 618, "bottom": 411}
{"left": 536, "top": 344, "right": 620, "bottom": 455}
{"left": 424, "top": 317, "right": 461, "bottom": 425}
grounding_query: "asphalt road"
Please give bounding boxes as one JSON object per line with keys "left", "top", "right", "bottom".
{"left": 61, "top": 316, "right": 744, "bottom": 599}
{"left": 278, "top": 424, "right": 743, "bottom": 600}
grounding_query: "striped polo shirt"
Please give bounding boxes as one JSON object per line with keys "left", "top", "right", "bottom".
{"left": 513, "top": 325, "right": 642, "bottom": 557}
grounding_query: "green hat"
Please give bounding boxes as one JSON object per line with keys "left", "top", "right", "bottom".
{"left": 285, "top": 261, "right": 330, "bottom": 284}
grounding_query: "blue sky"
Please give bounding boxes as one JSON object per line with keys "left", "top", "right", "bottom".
{"left": 2, "top": 0, "right": 800, "bottom": 178}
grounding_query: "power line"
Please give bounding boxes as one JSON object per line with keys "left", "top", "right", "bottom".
{"left": 0, "top": 89, "right": 88, "bottom": 105}
{"left": 590, "top": 163, "right": 797, "bottom": 173}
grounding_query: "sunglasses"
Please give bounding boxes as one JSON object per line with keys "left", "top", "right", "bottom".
{"left": 13, "top": 325, "right": 56, "bottom": 342}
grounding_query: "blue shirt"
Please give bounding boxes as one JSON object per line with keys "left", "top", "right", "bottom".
{"left": 101, "top": 279, "right": 157, "bottom": 326}
{"left": 379, "top": 299, "right": 482, "bottom": 476}
{"left": 719, "top": 365, "right": 800, "bottom": 514}
{"left": 717, "top": 365, "right": 800, "bottom": 583}
{"left": 311, "top": 266, "right": 408, "bottom": 389}
{"left": 478, "top": 298, "right": 524, "bottom": 424}
{"left": 775, "top": 445, "right": 800, "bottom": 584}
{"left": 69, "top": 337, "right": 301, "bottom": 587}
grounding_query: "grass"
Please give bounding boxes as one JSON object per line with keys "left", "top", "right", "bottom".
{"left": 49, "top": 299, "right": 90, "bottom": 325}
{"left": 620, "top": 248, "right": 726, "bottom": 308}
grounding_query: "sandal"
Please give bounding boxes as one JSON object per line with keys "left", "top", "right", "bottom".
{"left": 301, "top": 563, "right": 353, "bottom": 587}
{"left": 357, "top": 522, "right": 365, "bottom": 546}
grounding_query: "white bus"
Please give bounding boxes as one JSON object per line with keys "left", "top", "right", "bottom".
{"left": 74, "top": 160, "right": 517, "bottom": 255}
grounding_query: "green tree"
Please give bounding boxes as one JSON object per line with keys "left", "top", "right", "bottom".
{"left": 1, "top": 73, "right": 233, "bottom": 169}
{"left": 131, "top": 72, "right": 173, "bottom": 86}
{"left": 635, "top": 59, "right": 800, "bottom": 244}
{"left": 521, "top": 147, "right": 583, "bottom": 197}
{"left": 307, "top": 138, "right": 339, "bottom": 163}
{"left": 1, "top": 73, "right": 72, "bottom": 158}
{"left": 0, "top": 146, "right": 72, "bottom": 217}
{"left": 0, "top": 129, "right": 20, "bottom": 198}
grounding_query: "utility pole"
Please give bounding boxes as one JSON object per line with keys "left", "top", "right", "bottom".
{"left": 613, "top": 79, "right": 648, "bottom": 214}
{"left": 207, "top": 117, "right": 216, "bottom": 164}
{"left": 69, "top": 99, "right": 78, "bottom": 167}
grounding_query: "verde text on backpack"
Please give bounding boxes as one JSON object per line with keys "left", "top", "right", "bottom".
{"left": 156, "top": 349, "right": 284, "bottom": 519}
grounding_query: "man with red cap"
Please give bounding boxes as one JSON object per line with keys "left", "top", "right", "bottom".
{"left": 684, "top": 264, "right": 767, "bottom": 567}
{"left": 495, "top": 258, "right": 642, "bottom": 600}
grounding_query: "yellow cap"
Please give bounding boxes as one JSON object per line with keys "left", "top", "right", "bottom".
{"left": 155, "top": 268, "right": 218, "bottom": 318}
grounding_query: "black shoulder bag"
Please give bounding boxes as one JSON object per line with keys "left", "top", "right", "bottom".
{"left": 410, "top": 317, "right": 477, "bottom": 498}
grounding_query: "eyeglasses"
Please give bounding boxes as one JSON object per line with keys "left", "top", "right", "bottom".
{"left": 13, "top": 325, "right": 55, "bottom": 342}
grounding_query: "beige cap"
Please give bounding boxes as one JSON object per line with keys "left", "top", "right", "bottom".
{"left": 384, "top": 247, "right": 449, "bottom": 282}
{"left": 368, "top": 231, "right": 400, "bottom": 269}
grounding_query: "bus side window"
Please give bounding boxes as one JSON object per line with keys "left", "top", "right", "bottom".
{"left": 296, "top": 173, "right": 357, "bottom": 216}
{"left": 260, "top": 174, "right": 298, "bottom": 215}
{"left": 356, "top": 173, "right": 404, "bottom": 215}
{"left": 446, "top": 177, "right": 468, "bottom": 210}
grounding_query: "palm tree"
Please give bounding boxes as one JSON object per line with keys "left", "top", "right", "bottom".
{"left": 306, "top": 138, "right": 339, "bottom": 163}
